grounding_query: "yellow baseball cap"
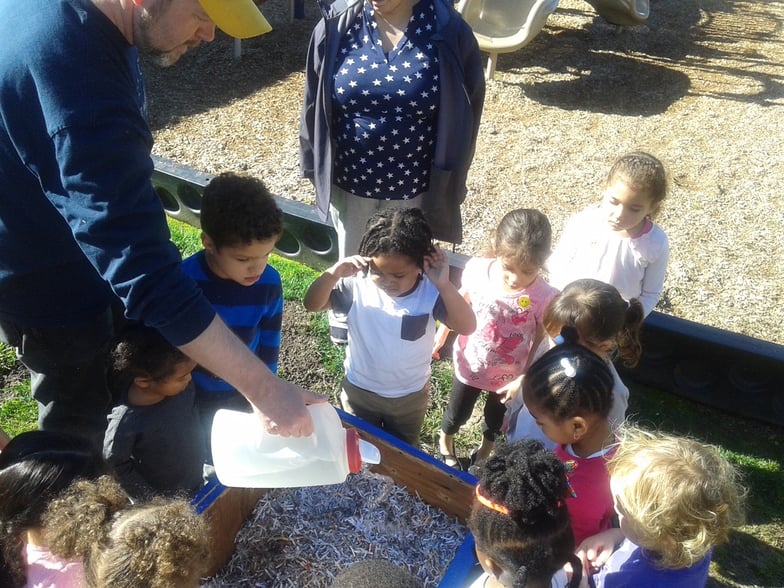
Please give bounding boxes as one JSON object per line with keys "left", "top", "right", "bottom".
{"left": 198, "top": 0, "right": 273, "bottom": 39}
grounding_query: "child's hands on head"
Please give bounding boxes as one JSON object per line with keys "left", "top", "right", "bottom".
{"left": 329, "top": 255, "right": 370, "bottom": 279}
{"left": 423, "top": 246, "right": 449, "bottom": 287}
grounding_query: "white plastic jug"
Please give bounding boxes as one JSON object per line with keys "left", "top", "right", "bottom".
{"left": 211, "top": 403, "right": 381, "bottom": 488}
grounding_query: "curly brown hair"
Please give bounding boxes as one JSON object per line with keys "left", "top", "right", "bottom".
{"left": 200, "top": 172, "right": 283, "bottom": 249}
{"left": 44, "top": 476, "right": 211, "bottom": 588}
{"left": 0, "top": 431, "right": 105, "bottom": 587}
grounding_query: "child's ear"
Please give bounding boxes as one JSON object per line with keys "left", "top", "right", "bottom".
{"left": 481, "top": 554, "right": 505, "bottom": 583}
{"left": 133, "top": 375, "right": 153, "bottom": 389}
{"left": 201, "top": 233, "right": 215, "bottom": 252}
{"left": 571, "top": 416, "right": 588, "bottom": 441}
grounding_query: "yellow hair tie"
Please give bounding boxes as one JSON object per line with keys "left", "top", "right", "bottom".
{"left": 475, "top": 484, "right": 510, "bottom": 516}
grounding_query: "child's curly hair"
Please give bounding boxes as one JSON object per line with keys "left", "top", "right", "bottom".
{"left": 608, "top": 427, "right": 746, "bottom": 569}
{"left": 110, "top": 323, "right": 187, "bottom": 381}
{"left": 358, "top": 208, "right": 435, "bottom": 270}
{"left": 0, "top": 431, "right": 106, "bottom": 587}
{"left": 44, "top": 476, "right": 211, "bottom": 588}
{"left": 469, "top": 439, "right": 581, "bottom": 588}
{"left": 200, "top": 172, "right": 283, "bottom": 248}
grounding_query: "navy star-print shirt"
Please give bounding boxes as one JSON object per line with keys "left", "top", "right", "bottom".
{"left": 332, "top": 0, "right": 439, "bottom": 200}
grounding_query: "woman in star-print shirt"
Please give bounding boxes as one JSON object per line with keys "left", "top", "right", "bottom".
{"left": 301, "top": 0, "right": 485, "bottom": 254}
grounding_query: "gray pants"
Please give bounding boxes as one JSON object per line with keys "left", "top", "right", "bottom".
{"left": 340, "top": 376, "right": 429, "bottom": 446}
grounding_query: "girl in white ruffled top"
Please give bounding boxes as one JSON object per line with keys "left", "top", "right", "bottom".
{"left": 547, "top": 151, "right": 670, "bottom": 317}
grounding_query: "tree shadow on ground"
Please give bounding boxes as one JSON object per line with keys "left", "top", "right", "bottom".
{"left": 710, "top": 529, "right": 784, "bottom": 587}
{"left": 493, "top": 0, "right": 783, "bottom": 115}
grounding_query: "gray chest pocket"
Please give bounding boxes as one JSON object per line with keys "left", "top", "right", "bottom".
{"left": 401, "top": 314, "right": 429, "bottom": 341}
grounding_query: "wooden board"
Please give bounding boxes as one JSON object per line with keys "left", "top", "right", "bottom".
{"left": 345, "top": 412, "right": 476, "bottom": 523}
{"left": 194, "top": 483, "right": 266, "bottom": 577}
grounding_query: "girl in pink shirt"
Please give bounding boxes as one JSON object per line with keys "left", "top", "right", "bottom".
{"left": 522, "top": 330, "right": 617, "bottom": 546}
{"left": 434, "top": 209, "right": 558, "bottom": 470}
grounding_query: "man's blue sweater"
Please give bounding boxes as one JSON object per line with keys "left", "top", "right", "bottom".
{"left": 0, "top": 0, "right": 214, "bottom": 344}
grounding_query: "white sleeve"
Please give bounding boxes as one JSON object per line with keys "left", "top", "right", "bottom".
{"left": 638, "top": 232, "right": 670, "bottom": 316}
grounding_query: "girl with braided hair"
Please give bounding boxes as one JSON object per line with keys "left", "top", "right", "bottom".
{"left": 519, "top": 331, "right": 617, "bottom": 546}
{"left": 304, "top": 207, "right": 475, "bottom": 445}
{"left": 506, "top": 279, "right": 644, "bottom": 446}
{"left": 468, "top": 439, "right": 581, "bottom": 588}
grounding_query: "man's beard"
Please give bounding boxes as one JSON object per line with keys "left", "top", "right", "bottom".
{"left": 143, "top": 47, "right": 180, "bottom": 68}
{"left": 135, "top": 3, "right": 181, "bottom": 68}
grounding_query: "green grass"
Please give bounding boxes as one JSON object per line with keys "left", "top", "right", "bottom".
{"left": 626, "top": 385, "right": 784, "bottom": 586}
{"left": 273, "top": 255, "right": 320, "bottom": 301}
{"left": 0, "top": 384, "right": 36, "bottom": 438}
{"left": 168, "top": 217, "right": 203, "bottom": 258}
{"left": 306, "top": 313, "right": 348, "bottom": 378}
{"left": 0, "top": 342, "right": 16, "bottom": 373}
{"left": 1, "top": 220, "right": 781, "bottom": 586}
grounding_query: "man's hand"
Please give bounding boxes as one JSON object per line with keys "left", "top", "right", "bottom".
{"left": 254, "top": 379, "right": 328, "bottom": 437}
{"left": 180, "top": 315, "right": 326, "bottom": 437}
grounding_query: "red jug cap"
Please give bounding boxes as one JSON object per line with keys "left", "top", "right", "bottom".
{"left": 346, "top": 428, "right": 362, "bottom": 473}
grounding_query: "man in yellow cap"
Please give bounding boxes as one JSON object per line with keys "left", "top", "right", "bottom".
{"left": 0, "top": 0, "right": 322, "bottom": 447}
{"left": 134, "top": 0, "right": 273, "bottom": 66}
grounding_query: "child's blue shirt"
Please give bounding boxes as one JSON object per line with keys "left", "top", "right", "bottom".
{"left": 182, "top": 250, "right": 283, "bottom": 398}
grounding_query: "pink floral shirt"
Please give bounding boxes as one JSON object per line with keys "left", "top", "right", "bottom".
{"left": 453, "top": 258, "right": 558, "bottom": 391}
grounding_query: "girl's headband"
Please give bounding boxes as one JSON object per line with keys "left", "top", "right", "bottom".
{"left": 475, "top": 484, "right": 510, "bottom": 516}
{"left": 476, "top": 483, "right": 565, "bottom": 516}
